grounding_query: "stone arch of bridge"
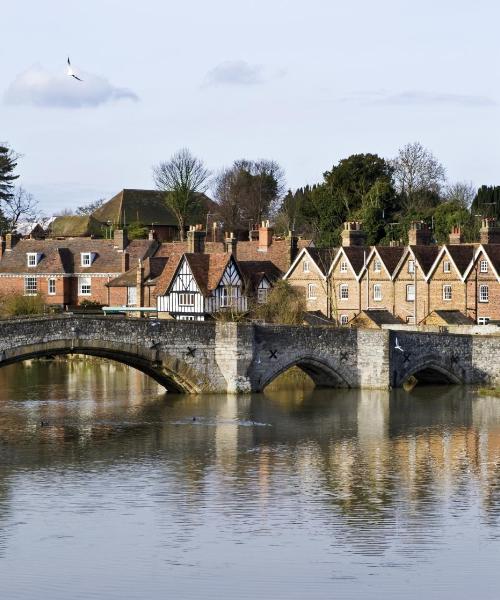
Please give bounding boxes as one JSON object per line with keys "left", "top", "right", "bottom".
{"left": 0, "top": 339, "right": 202, "bottom": 393}
{"left": 258, "top": 355, "right": 353, "bottom": 391}
{"left": 396, "top": 358, "right": 463, "bottom": 387}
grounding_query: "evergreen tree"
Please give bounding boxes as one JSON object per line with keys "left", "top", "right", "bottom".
{"left": 0, "top": 144, "right": 19, "bottom": 203}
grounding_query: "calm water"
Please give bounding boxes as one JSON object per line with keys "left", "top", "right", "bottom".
{"left": 0, "top": 360, "right": 499, "bottom": 599}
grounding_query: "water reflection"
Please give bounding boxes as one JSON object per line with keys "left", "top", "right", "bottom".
{"left": 0, "top": 360, "right": 499, "bottom": 599}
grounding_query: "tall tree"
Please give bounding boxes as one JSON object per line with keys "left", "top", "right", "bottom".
{"left": 443, "top": 181, "right": 476, "bottom": 208}
{"left": 153, "top": 148, "right": 210, "bottom": 241}
{"left": 391, "top": 142, "right": 446, "bottom": 211}
{"left": 0, "top": 144, "right": 19, "bottom": 203}
{"left": 4, "top": 187, "right": 41, "bottom": 228}
{"left": 471, "top": 185, "right": 500, "bottom": 219}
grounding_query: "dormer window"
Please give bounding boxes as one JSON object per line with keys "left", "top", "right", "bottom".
{"left": 27, "top": 252, "right": 41, "bottom": 267}
{"left": 81, "top": 252, "right": 93, "bottom": 267}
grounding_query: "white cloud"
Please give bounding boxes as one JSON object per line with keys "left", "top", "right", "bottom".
{"left": 4, "top": 64, "right": 139, "bottom": 108}
{"left": 204, "top": 60, "right": 284, "bottom": 87}
{"left": 341, "top": 89, "right": 496, "bottom": 108}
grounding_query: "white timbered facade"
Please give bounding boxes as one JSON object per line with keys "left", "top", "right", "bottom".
{"left": 157, "top": 254, "right": 248, "bottom": 321}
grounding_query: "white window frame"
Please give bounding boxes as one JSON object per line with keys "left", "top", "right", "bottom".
{"left": 303, "top": 260, "right": 310, "bottom": 273}
{"left": 480, "top": 260, "right": 488, "bottom": 273}
{"left": 220, "top": 286, "right": 238, "bottom": 307}
{"left": 81, "top": 252, "right": 92, "bottom": 267}
{"left": 127, "top": 286, "right": 137, "bottom": 306}
{"left": 307, "top": 283, "right": 317, "bottom": 299}
{"left": 408, "top": 260, "right": 415, "bottom": 274}
{"left": 339, "top": 284, "right": 349, "bottom": 300}
{"left": 340, "top": 315, "right": 349, "bottom": 325}
{"left": 406, "top": 284, "right": 415, "bottom": 302}
{"left": 27, "top": 253, "right": 39, "bottom": 267}
{"left": 442, "top": 285, "right": 452, "bottom": 301}
{"left": 257, "top": 288, "right": 268, "bottom": 304}
{"left": 479, "top": 284, "right": 489, "bottom": 303}
{"left": 373, "top": 283, "right": 382, "bottom": 301}
{"left": 24, "top": 276, "right": 37, "bottom": 295}
{"left": 179, "top": 292, "right": 195, "bottom": 307}
{"left": 478, "top": 317, "right": 490, "bottom": 325}
{"left": 443, "top": 261, "right": 451, "bottom": 273}
{"left": 78, "top": 276, "right": 92, "bottom": 296}
{"left": 178, "top": 315, "right": 195, "bottom": 321}
{"left": 48, "top": 277, "right": 56, "bottom": 296}
{"left": 340, "top": 260, "right": 348, "bottom": 273}
{"left": 374, "top": 259, "right": 382, "bottom": 273}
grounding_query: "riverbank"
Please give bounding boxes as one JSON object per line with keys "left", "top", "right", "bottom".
{"left": 479, "top": 387, "right": 500, "bottom": 398}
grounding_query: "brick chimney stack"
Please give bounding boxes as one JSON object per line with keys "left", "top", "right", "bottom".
{"left": 225, "top": 232, "right": 237, "bottom": 256}
{"left": 136, "top": 259, "right": 144, "bottom": 308}
{"left": 408, "top": 221, "right": 431, "bottom": 246}
{"left": 121, "top": 251, "right": 130, "bottom": 272}
{"left": 341, "top": 221, "right": 366, "bottom": 247}
{"left": 114, "top": 228, "right": 128, "bottom": 251}
{"left": 258, "top": 220, "right": 274, "bottom": 251}
{"left": 448, "top": 225, "right": 463, "bottom": 245}
{"left": 187, "top": 225, "right": 206, "bottom": 253}
{"left": 148, "top": 229, "right": 156, "bottom": 241}
{"left": 480, "top": 218, "right": 500, "bottom": 244}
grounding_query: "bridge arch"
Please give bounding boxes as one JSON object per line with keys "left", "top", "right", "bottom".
{"left": 258, "top": 355, "right": 353, "bottom": 392}
{"left": 395, "top": 358, "right": 463, "bottom": 387}
{"left": 0, "top": 339, "right": 202, "bottom": 393}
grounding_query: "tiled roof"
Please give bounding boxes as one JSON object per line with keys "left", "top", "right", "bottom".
{"left": 152, "top": 254, "right": 183, "bottom": 297}
{"left": 410, "top": 245, "right": 440, "bottom": 276}
{"left": 0, "top": 238, "right": 155, "bottom": 275}
{"left": 352, "top": 309, "right": 404, "bottom": 326}
{"left": 428, "top": 310, "right": 474, "bottom": 325}
{"left": 238, "top": 260, "right": 282, "bottom": 292}
{"left": 445, "top": 244, "right": 477, "bottom": 276}
{"left": 343, "top": 246, "right": 370, "bottom": 275}
{"left": 376, "top": 246, "right": 406, "bottom": 276}
{"left": 107, "top": 255, "right": 167, "bottom": 287}
{"left": 307, "top": 248, "right": 337, "bottom": 276}
{"left": 481, "top": 244, "right": 500, "bottom": 275}
{"left": 236, "top": 238, "right": 312, "bottom": 272}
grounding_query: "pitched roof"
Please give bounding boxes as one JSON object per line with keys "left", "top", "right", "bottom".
{"left": 152, "top": 254, "right": 184, "bottom": 297}
{"left": 422, "top": 310, "right": 474, "bottom": 325}
{"left": 444, "top": 244, "right": 476, "bottom": 276}
{"left": 49, "top": 215, "right": 102, "bottom": 237}
{"left": 342, "top": 246, "right": 370, "bottom": 275}
{"left": 350, "top": 309, "right": 404, "bottom": 326}
{"left": 107, "top": 255, "right": 167, "bottom": 287}
{"left": 375, "top": 246, "right": 406, "bottom": 276}
{"left": 235, "top": 238, "right": 312, "bottom": 273}
{"left": 307, "top": 248, "right": 337, "bottom": 276}
{"left": 238, "top": 260, "right": 282, "bottom": 292}
{"left": 410, "top": 245, "right": 440, "bottom": 276}
{"left": 92, "top": 189, "right": 216, "bottom": 227}
{"left": 481, "top": 244, "right": 500, "bottom": 276}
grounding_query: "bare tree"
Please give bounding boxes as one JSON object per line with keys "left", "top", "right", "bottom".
{"left": 153, "top": 148, "right": 210, "bottom": 241}
{"left": 212, "top": 167, "right": 242, "bottom": 231}
{"left": 76, "top": 198, "right": 105, "bottom": 215}
{"left": 391, "top": 142, "right": 446, "bottom": 210}
{"left": 4, "top": 187, "right": 42, "bottom": 228}
{"left": 443, "top": 181, "right": 476, "bottom": 208}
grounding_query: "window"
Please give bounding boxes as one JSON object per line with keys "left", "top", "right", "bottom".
{"left": 340, "top": 284, "right": 349, "bottom": 300}
{"left": 406, "top": 284, "right": 415, "bottom": 301}
{"left": 220, "top": 286, "right": 238, "bottom": 307}
{"left": 24, "top": 276, "right": 37, "bottom": 295}
{"left": 408, "top": 260, "right": 415, "bottom": 274}
{"left": 443, "top": 285, "right": 452, "bottom": 300}
{"left": 178, "top": 315, "right": 195, "bottom": 321}
{"left": 78, "top": 276, "right": 91, "bottom": 296}
{"left": 443, "top": 261, "right": 451, "bottom": 273}
{"left": 373, "top": 283, "right": 382, "bottom": 301}
{"left": 340, "top": 315, "right": 349, "bottom": 325}
{"left": 303, "top": 261, "right": 310, "bottom": 273}
{"left": 480, "top": 260, "right": 488, "bottom": 273}
{"left": 406, "top": 315, "right": 415, "bottom": 324}
{"left": 479, "top": 284, "right": 489, "bottom": 303}
{"left": 307, "top": 283, "right": 317, "bottom": 299}
{"left": 374, "top": 259, "right": 382, "bottom": 273}
{"left": 81, "top": 252, "right": 92, "bottom": 267}
{"left": 127, "top": 286, "right": 137, "bottom": 306}
{"left": 179, "top": 293, "right": 195, "bottom": 307}
{"left": 27, "top": 253, "right": 38, "bottom": 267}
{"left": 48, "top": 278, "right": 56, "bottom": 296}
{"left": 340, "top": 260, "right": 348, "bottom": 273}
{"left": 257, "top": 288, "right": 268, "bottom": 304}
{"left": 478, "top": 317, "right": 490, "bottom": 325}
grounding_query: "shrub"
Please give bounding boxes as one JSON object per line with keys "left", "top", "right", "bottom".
{"left": 78, "top": 299, "right": 103, "bottom": 310}
{"left": 0, "top": 293, "right": 45, "bottom": 317}
{"left": 252, "top": 280, "right": 306, "bottom": 325}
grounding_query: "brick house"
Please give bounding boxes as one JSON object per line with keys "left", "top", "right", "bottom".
{"left": 359, "top": 245, "right": 405, "bottom": 315}
{"left": 464, "top": 244, "right": 500, "bottom": 324}
{"left": 0, "top": 230, "right": 156, "bottom": 307}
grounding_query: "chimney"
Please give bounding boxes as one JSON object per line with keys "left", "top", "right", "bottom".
{"left": 258, "top": 220, "right": 274, "bottom": 251}
{"left": 122, "top": 251, "right": 130, "bottom": 272}
{"left": 0, "top": 236, "right": 5, "bottom": 259}
{"left": 225, "top": 232, "right": 237, "bottom": 256}
{"left": 148, "top": 229, "right": 156, "bottom": 241}
{"left": 187, "top": 225, "right": 206, "bottom": 253}
{"left": 480, "top": 218, "right": 500, "bottom": 244}
{"left": 341, "top": 221, "right": 366, "bottom": 247}
{"left": 408, "top": 221, "right": 431, "bottom": 246}
{"left": 136, "top": 259, "right": 145, "bottom": 307}
{"left": 448, "top": 225, "right": 463, "bottom": 245}
{"left": 389, "top": 240, "right": 401, "bottom": 247}
{"left": 114, "top": 228, "right": 128, "bottom": 251}
{"left": 287, "top": 230, "right": 298, "bottom": 262}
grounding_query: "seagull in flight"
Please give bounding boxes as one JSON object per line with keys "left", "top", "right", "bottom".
{"left": 66, "top": 57, "right": 83, "bottom": 82}
{"left": 394, "top": 337, "right": 404, "bottom": 352}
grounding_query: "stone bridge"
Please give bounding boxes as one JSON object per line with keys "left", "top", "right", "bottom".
{"left": 0, "top": 316, "right": 497, "bottom": 393}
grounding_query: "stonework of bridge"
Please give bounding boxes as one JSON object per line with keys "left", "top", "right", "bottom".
{"left": 0, "top": 316, "right": 497, "bottom": 393}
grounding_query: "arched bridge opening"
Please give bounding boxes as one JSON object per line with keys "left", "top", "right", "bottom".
{"left": 397, "top": 361, "right": 463, "bottom": 388}
{"left": 261, "top": 357, "right": 352, "bottom": 392}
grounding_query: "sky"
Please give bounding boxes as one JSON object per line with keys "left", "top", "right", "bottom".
{"left": 1, "top": 0, "right": 499, "bottom": 214}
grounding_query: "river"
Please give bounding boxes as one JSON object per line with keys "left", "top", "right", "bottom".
{"left": 0, "top": 359, "right": 499, "bottom": 599}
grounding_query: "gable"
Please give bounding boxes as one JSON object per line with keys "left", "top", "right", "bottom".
{"left": 218, "top": 256, "right": 242, "bottom": 287}
{"left": 169, "top": 257, "right": 201, "bottom": 294}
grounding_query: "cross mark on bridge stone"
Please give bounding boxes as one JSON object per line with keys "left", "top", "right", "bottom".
{"left": 340, "top": 351, "right": 349, "bottom": 362}
{"left": 269, "top": 350, "right": 278, "bottom": 360}
{"left": 403, "top": 351, "right": 411, "bottom": 364}
{"left": 451, "top": 354, "right": 459, "bottom": 365}
{"left": 186, "top": 347, "right": 196, "bottom": 358}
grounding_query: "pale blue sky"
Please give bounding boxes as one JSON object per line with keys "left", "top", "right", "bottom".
{"left": 1, "top": 0, "right": 499, "bottom": 214}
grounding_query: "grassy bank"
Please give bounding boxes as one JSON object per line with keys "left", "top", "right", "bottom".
{"left": 479, "top": 387, "right": 500, "bottom": 398}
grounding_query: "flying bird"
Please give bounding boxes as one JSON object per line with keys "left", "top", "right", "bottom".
{"left": 66, "top": 57, "right": 83, "bottom": 82}
{"left": 394, "top": 337, "right": 404, "bottom": 352}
